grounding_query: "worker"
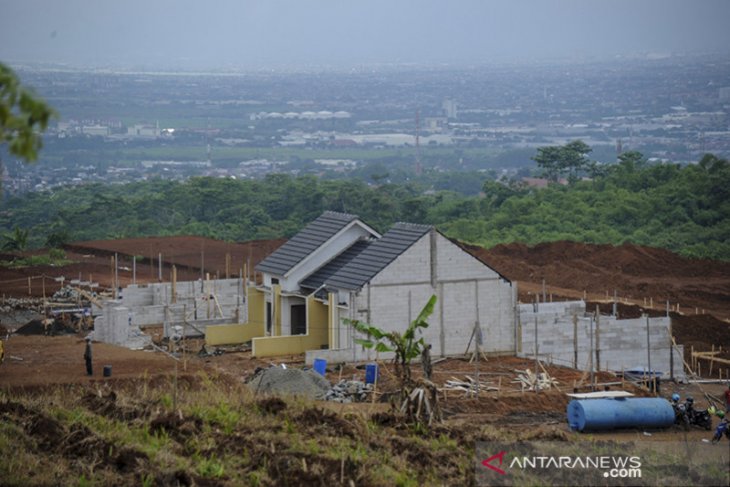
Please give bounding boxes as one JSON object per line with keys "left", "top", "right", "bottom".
{"left": 84, "top": 337, "right": 93, "bottom": 376}
{"left": 724, "top": 384, "right": 730, "bottom": 413}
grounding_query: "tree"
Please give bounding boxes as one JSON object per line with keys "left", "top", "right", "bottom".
{"left": 1, "top": 62, "right": 56, "bottom": 162}
{"left": 698, "top": 153, "right": 728, "bottom": 173}
{"left": 532, "top": 140, "right": 592, "bottom": 182}
{"left": 2, "top": 226, "right": 29, "bottom": 251}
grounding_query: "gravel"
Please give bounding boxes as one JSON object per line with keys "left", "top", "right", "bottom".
{"left": 247, "top": 367, "right": 332, "bottom": 400}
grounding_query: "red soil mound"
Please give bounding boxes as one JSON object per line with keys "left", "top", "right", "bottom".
{"left": 460, "top": 240, "right": 730, "bottom": 320}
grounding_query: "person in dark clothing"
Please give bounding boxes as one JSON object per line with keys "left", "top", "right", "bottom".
{"left": 724, "top": 384, "right": 730, "bottom": 413}
{"left": 84, "top": 337, "right": 93, "bottom": 376}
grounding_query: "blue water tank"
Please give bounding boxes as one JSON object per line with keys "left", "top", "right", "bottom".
{"left": 567, "top": 398, "right": 674, "bottom": 432}
{"left": 365, "top": 363, "right": 379, "bottom": 384}
{"left": 313, "top": 358, "right": 327, "bottom": 376}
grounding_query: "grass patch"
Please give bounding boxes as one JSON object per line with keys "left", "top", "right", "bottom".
{"left": 0, "top": 372, "right": 480, "bottom": 485}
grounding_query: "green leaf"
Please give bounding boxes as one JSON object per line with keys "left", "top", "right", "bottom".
{"left": 354, "top": 338, "right": 375, "bottom": 349}
{"left": 413, "top": 294, "right": 437, "bottom": 325}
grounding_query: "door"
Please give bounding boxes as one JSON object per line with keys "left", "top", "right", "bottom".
{"left": 291, "top": 304, "right": 306, "bottom": 335}
{"left": 266, "top": 302, "right": 272, "bottom": 334}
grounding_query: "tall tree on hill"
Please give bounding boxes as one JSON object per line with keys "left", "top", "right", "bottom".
{"left": 533, "top": 140, "right": 593, "bottom": 182}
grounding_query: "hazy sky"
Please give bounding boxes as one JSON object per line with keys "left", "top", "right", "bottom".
{"left": 1, "top": 0, "right": 729, "bottom": 70}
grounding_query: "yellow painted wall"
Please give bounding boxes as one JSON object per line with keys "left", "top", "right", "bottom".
{"left": 248, "top": 286, "right": 265, "bottom": 324}
{"left": 252, "top": 295, "right": 330, "bottom": 357}
{"left": 307, "top": 295, "right": 329, "bottom": 347}
{"left": 205, "top": 285, "right": 266, "bottom": 346}
{"left": 328, "top": 292, "right": 337, "bottom": 348}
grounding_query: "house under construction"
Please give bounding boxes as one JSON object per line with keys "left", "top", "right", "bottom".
{"left": 93, "top": 211, "right": 683, "bottom": 380}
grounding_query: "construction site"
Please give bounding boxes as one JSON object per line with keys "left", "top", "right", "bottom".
{"left": 1, "top": 235, "right": 729, "bottom": 485}
{"left": 1, "top": 234, "right": 727, "bottom": 393}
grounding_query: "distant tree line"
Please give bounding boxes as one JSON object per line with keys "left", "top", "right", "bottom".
{"left": 2, "top": 148, "right": 729, "bottom": 261}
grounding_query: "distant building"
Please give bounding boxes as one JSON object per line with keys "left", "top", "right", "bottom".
{"left": 521, "top": 177, "right": 569, "bottom": 188}
{"left": 81, "top": 125, "right": 110, "bottom": 137}
{"left": 442, "top": 98, "right": 457, "bottom": 119}
{"left": 127, "top": 122, "right": 160, "bottom": 138}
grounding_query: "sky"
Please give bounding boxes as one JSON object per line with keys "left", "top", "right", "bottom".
{"left": 1, "top": 0, "right": 729, "bottom": 70}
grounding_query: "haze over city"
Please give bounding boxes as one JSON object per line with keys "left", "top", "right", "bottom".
{"left": 2, "top": 0, "right": 730, "bottom": 70}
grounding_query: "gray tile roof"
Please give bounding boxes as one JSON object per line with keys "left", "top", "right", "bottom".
{"left": 299, "top": 239, "right": 373, "bottom": 292}
{"left": 325, "top": 222, "right": 432, "bottom": 291}
{"left": 255, "top": 211, "right": 359, "bottom": 276}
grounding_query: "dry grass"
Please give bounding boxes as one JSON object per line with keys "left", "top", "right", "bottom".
{"left": 0, "top": 371, "right": 493, "bottom": 486}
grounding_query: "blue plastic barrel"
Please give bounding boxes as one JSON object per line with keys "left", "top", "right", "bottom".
{"left": 313, "top": 358, "right": 327, "bottom": 376}
{"left": 567, "top": 398, "right": 674, "bottom": 432}
{"left": 103, "top": 365, "right": 112, "bottom": 377}
{"left": 365, "top": 363, "right": 379, "bottom": 384}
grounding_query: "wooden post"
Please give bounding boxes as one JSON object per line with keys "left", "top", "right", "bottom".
{"left": 206, "top": 273, "right": 211, "bottom": 319}
{"left": 28, "top": 276, "right": 31, "bottom": 296}
{"left": 645, "top": 314, "right": 652, "bottom": 395}
{"left": 572, "top": 314, "right": 578, "bottom": 369}
{"left": 669, "top": 318, "right": 674, "bottom": 381}
{"left": 171, "top": 265, "right": 177, "bottom": 304}
{"left": 158, "top": 253, "right": 162, "bottom": 282}
{"left": 589, "top": 314, "right": 594, "bottom": 389}
{"left": 42, "top": 275, "right": 46, "bottom": 301}
{"left": 595, "top": 305, "right": 600, "bottom": 372}
{"left": 534, "top": 316, "right": 539, "bottom": 393}
{"left": 225, "top": 253, "right": 231, "bottom": 280}
{"left": 542, "top": 279, "right": 546, "bottom": 303}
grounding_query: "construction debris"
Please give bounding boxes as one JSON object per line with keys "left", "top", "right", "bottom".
{"left": 325, "top": 380, "right": 373, "bottom": 403}
{"left": 247, "top": 367, "right": 331, "bottom": 400}
{"left": 444, "top": 376, "right": 499, "bottom": 395}
{"left": 513, "top": 368, "right": 559, "bottom": 391}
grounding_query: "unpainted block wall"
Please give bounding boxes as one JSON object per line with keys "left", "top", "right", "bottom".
{"left": 118, "top": 278, "right": 246, "bottom": 329}
{"left": 518, "top": 301, "right": 685, "bottom": 381}
{"left": 346, "top": 231, "right": 515, "bottom": 361}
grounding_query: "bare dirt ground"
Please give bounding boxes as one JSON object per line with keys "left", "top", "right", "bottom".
{"left": 2, "top": 334, "right": 726, "bottom": 447}
{"left": 1, "top": 237, "right": 729, "bottom": 438}
{"left": 0, "top": 236, "right": 285, "bottom": 298}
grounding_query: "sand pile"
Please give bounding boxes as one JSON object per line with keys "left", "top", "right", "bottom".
{"left": 248, "top": 367, "right": 331, "bottom": 400}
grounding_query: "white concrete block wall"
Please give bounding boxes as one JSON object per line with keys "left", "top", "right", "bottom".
{"left": 434, "top": 232, "right": 501, "bottom": 281}
{"left": 345, "top": 232, "right": 515, "bottom": 360}
{"left": 369, "top": 236, "right": 431, "bottom": 286}
{"left": 94, "top": 305, "right": 130, "bottom": 345}
{"left": 99, "top": 278, "right": 247, "bottom": 343}
{"left": 517, "top": 302, "right": 685, "bottom": 381}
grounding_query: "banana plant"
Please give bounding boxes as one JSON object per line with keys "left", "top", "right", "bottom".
{"left": 344, "top": 294, "right": 436, "bottom": 385}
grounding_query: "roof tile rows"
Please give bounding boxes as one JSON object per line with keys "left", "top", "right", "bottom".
{"left": 255, "top": 211, "right": 358, "bottom": 276}
{"left": 324, "top": 222, "right": 432, "bottom": 291}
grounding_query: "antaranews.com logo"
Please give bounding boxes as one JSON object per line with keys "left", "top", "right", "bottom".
{"left": 475, "top": 440, "right": 728, "bottom": 487}
{"left": 481, "top": 449, "right": 641, "bottom": 479}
